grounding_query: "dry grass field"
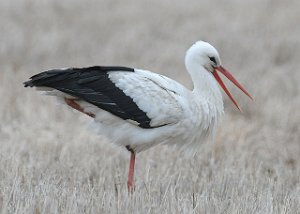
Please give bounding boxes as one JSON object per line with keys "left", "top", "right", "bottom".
{"left": 1, "top": 0, "right": 300, "bottom": 213}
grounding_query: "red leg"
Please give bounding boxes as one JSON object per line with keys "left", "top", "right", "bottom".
{"left": 127, "top": 151, "right": 136, "bottom": 192}
{"left": 64, "top": 98, "right": 95, "bottom": 118}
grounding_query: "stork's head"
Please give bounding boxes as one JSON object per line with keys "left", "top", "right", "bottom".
{"left": 185, "top": 41, "right": 252, "bottom": 111}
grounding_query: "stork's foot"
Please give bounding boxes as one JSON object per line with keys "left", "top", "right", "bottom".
{"left": 127, "top": 180, "right": 135, "bottom": 193}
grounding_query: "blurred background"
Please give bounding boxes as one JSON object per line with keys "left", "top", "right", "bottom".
{"left": 0, "top": 0, "right": 299, "bottom": 213}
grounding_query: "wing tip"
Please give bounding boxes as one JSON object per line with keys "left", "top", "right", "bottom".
{"left": 23, "top": 80, "right": 34, "bottom": 87}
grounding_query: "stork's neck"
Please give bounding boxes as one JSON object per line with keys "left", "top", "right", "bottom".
{"left": 187, "top": 64, "right": 224, "bottom": 113}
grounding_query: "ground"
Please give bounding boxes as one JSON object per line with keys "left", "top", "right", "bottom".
{"left": 0, "top": 0, "right": 299, "bottom": 213}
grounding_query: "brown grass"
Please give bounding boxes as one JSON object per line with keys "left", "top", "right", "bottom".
{"left": 0, "top": 0, "right": 299, "bottom": 213}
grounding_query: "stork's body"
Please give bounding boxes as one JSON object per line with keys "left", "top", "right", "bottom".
{"left": 24, "top": 41, "right": 252, "bottom": 191}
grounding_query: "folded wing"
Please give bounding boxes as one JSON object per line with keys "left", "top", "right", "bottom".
{"left": 24, "top": 66, "right": 184, "bottom": 128}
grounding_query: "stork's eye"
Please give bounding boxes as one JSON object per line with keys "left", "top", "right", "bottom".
{"left": 209, "top": 56, "right": 216, "bottom": 64}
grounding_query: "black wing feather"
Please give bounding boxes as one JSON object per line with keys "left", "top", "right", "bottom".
{"left": 24, "top": 66, "right": 156, "bottom": 128}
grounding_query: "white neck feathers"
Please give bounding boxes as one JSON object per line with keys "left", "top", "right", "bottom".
{"left": 186, "top": 62, "right": 224, "bottom": 114}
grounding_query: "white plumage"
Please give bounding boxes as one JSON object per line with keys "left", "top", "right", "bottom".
{"left": 24, "top": 40, "right": 252, "bottom": 191}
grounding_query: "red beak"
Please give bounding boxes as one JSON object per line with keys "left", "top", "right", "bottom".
{"left": 213, "top": 66, "right": 253, "bottom": 111}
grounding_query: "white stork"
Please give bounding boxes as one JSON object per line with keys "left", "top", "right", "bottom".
{"left": 24, "top": 41, "right": 252, "bottom": 191}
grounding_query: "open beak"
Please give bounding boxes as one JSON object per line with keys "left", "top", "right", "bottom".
{"left": 213, "top": 66, "right": 253, "bottom": 111}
